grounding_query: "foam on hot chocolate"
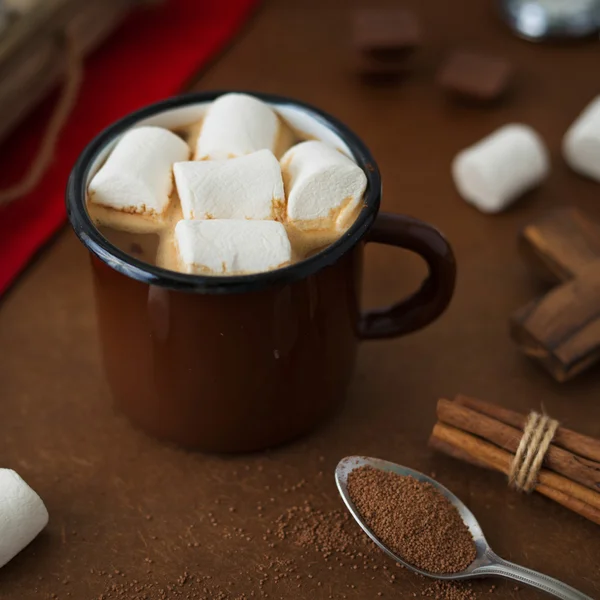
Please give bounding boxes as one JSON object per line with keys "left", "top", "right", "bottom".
{"left": 86, "top": 94, "right": 366, "bottom": 276}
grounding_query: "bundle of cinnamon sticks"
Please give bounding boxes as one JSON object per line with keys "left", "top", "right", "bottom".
{"left": 429, "top": 395, "right": 600, "bottom": 525}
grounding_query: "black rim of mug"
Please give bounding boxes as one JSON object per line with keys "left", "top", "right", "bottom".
{"left": 66, "top": 91, "right": 382, "bottom": 294}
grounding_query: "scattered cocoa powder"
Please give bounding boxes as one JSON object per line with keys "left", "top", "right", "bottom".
{"left": 421, "top": 581, "right": 478, "bottom": 600}
{"left": 274, "top": 502, "right": 365, "bottom": 555}
{"left": 347, "top": 466, "right": 476, "bottom": 574}
{"left": 46, "top": 460, "right": 496, "bottom": 599}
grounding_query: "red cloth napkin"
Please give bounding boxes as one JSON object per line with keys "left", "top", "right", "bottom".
{"left": 0, "top": 0, "right": 258, "bottom": 296}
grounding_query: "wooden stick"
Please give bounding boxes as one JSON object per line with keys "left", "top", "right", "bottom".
{"left": 455, "top": 394, "right": 600, "bottom": 463}
{"left": 437, "top": 398, "right": 600, "bottom": 492}
{"left": 430, "top": 422, "right": 600, "bottom": 524}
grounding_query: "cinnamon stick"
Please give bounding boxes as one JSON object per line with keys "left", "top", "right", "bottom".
{"left": 437, "top": 398, "right": 600, "bottom": 492}
{"left": 428, "top": 435, "right": 491, "bottom": 470}
{"left": 455, "top": 394, "right": 600, "bottom": 463}
{"left": 430, "top": 422, "right": 600, "bottom": 525}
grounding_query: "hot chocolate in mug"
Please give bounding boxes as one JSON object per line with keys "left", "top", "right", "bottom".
{"left": 66, "top": 91, "right": 456, "bottom": 452}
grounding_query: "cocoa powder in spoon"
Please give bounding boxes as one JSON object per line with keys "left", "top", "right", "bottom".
{"left": 347, "top": 466, "right": 476, "bottom": 574}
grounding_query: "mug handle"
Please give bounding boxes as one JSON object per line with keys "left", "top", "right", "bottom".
{"left": 359, "top": 212, "right": 457, "bottom": 340}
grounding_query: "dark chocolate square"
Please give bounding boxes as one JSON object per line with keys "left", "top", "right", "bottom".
{"left": 438, "top": 51, "right": 512, "bottom": 101}
{"left": 354, "top": 53, "right": 407, "bottom": 83}
{"left": 353, "top": 8, "right": 420, "bottom": 61}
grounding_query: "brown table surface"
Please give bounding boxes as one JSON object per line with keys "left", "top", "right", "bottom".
{"left": 2, "top": 1, "right": 600, "bottom": 598}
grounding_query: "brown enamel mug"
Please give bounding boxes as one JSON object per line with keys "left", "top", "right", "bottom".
{"left": 66, "top": 91, "right": 456, "bottom": 453}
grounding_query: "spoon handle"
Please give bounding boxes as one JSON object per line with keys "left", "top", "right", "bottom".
{"left": 474, "top": 552, "right": 592, "bottom": 600}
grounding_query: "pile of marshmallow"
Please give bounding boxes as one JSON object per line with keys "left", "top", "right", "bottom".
{"left": 452, "top": 95, "right": 600, "bottom": 214}
{"left": 88, "top": 93, "right": 367, "bottom": 275}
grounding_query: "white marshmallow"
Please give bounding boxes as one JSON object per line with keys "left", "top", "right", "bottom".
{"left": 174, "top": 150, "right": 284, "bottom": 221}
{"left": 0, "top": 469, "right": 49, "bottom": 568}
{"left": 281, "top": 140, "right": 367, "bottom": 230}
{"left": 196, "top": 93, "right": 280, "bottom": 160}
{"left": 452, "top": 124, "right": 549, "bottom": 214}
{"left": 563, "top": 95, "right": 600, "bottom": 183}
{"left": 175, "top": 219, "right": 292, "bottom": 274}
{"left": 89, "top": 126, "right": 190, "bottom": 216}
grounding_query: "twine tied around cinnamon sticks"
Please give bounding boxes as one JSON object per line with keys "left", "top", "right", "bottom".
{"left": 509, "top": 411, "right": 559, "bottom": 493}
{"left": 429, "top": 395, "right": 600, "bottom": 525}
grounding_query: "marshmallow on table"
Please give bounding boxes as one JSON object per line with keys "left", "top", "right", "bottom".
{"left": 175, "top": 219, "right": 292, "bottom": 275}
{"left": 563, "top": 95, "right": 600, "bottom": 183}
{"left": 196, "top": 93, "right": 281, "bottom": 160}
{"left": 281, "top": 140, "right": 367, "bottom": 230}
{"left": 0, "top": 469, "right": 49, "bottom": 568}
{"left": 452, "top": 124, "right": 549, "bottom": 214}
{"left": 174, "top": 149, "right": 284, "bottom": 220}
{"left": 89, "top": 126, "right": 189, "bottom": 216}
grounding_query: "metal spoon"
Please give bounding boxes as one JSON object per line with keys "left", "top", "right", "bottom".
{"left": 497, "top": 0, "right": 600, "bottom": 41}
{"left": 335, "top": 456, "right": 592, "bottom": 600}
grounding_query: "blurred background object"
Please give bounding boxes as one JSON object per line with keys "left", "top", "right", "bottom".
{"left": 499, "top": 0, "right": 600, "bottom": 41}
{"left": 0, "top": 0, "right": 258, "bottom": 296}
{"left": 0, "top": 0, "right": 146, "bottom": 144}
{"left": 0, "top": 3, "right": 8, "bottom": 36}
{"left": 4, "top": 0, "right": 42, "bottom": 14}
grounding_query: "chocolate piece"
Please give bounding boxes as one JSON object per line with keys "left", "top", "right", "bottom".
{"left": 438, "top": 51, "right": 512, "bottom": 101}
{"left": 510, "top": 209, "right": 600, "bottom": 381}
{"left": 355, "top": 53, "right": 407, "bottom": 81}
{"left": 353, "top": 8, "right": 420, "bottom": 61}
